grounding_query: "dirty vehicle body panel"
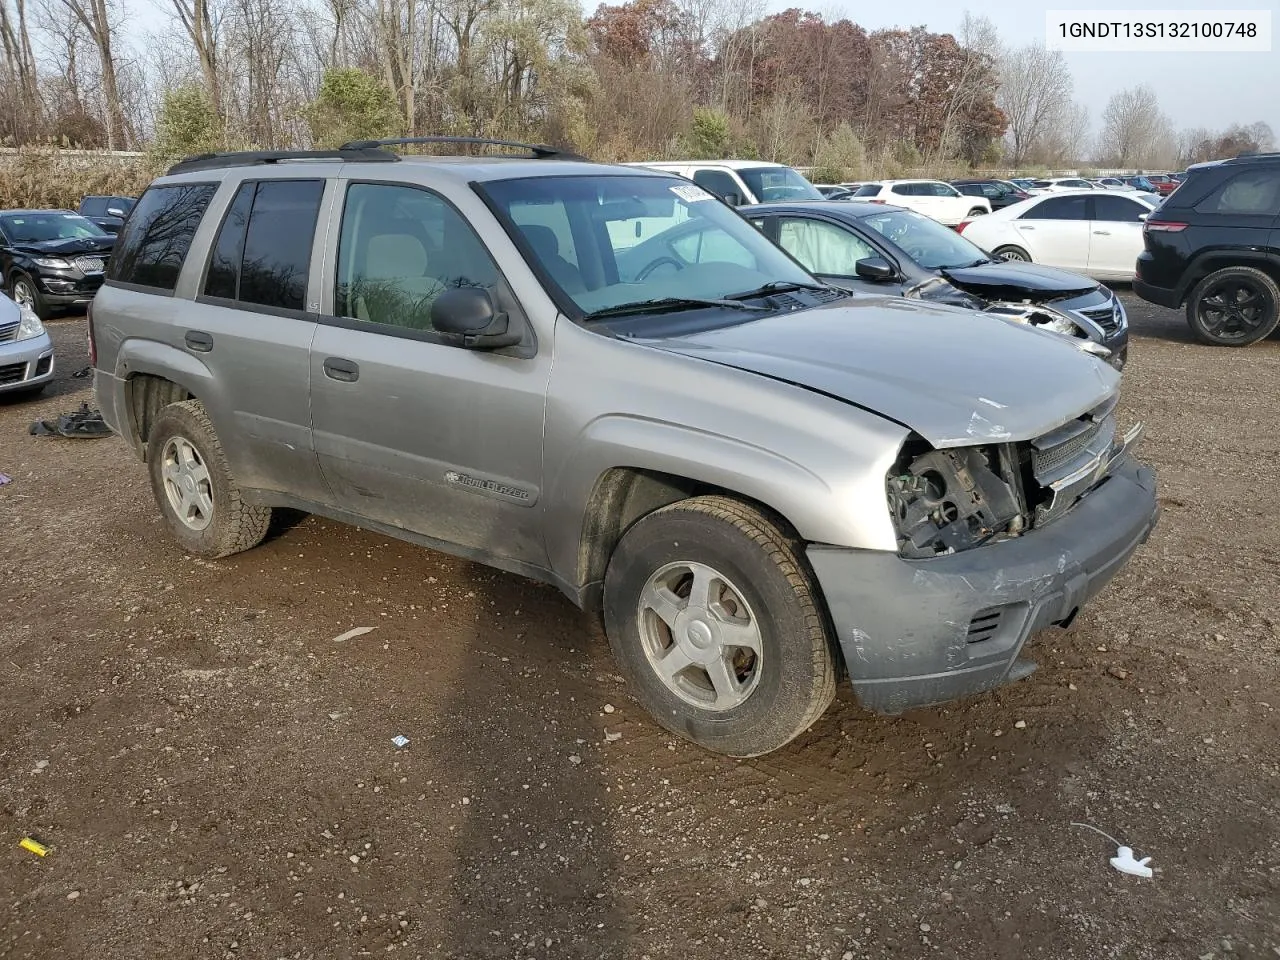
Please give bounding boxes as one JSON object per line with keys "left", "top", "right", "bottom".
{"left": 93, "top": 148, "right": 1158, "bottom": 744}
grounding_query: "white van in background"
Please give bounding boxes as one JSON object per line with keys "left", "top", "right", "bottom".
{"left": 626, "top": 160, "right": 826, "bottom": 206}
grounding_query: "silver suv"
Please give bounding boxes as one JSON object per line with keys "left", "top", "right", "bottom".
{"left": 91, "top": 139, "right": 1160, "bottom": 757}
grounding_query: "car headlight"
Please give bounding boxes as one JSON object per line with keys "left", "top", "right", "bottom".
{"left": 886, "top": 442, "right": 1026, "bottom": 557}
{"left": 32, "top": 256, "right": 71, "bottom": 269}
{"left": 16, "top": 304, "right": 45, "bottom": 342}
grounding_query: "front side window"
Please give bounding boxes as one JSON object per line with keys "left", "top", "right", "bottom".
{"left": 854, "top": 183, "right": 882, "bottom": 197}
{"left": 335, "top": 183, "right": 500, "bottom": 331}
{"left": 1023, "top": 195, "right": 1089, "bottom": 221}
{"left": 106, "top": 183, "right": 217, "bottom": 291}
{"left": 1093, "top": 194, "right": 1147, "bottom": 223}
{"left": 202, "top": 179, "right": 324, "bottom": 311}
{"left": 928, "top": 182, "right": 959, "bottom": 197}
{"left": 481, "top": 174, "right": 815, "bottom": 318}
{"left": 0, "top": 212, "right": 107, "bottom": 243}
{"left": 861, "top": 209, "right": 990, "bottom": 270}
{"left": 692, "top": 169, "right": 744, "bottom": 203}
{"left": 776, "top": 217, "right": 877, "bottom": 276}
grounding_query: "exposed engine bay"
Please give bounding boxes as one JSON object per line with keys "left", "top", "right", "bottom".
{"left": 886, "top": 395, "right": 1143, "bottom": 558}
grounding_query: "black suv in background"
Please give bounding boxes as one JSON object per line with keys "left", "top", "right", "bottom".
{"left": 78, "top": 195, "right": 136, "bottom": 233}
{"left": 951, "top": 178, "right": 1029, "bottom": 210}
{"left": 1135, "top": 152, "right": 1280, "bottom": 345}
{"left": 0, "top": 209, "right": 115, "bottom": 319}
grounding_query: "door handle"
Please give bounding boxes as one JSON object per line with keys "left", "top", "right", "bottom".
{"left": 1019, "top": 225, "right": 1035, "bottom": 230}
{"left": 184, "top": 331, "right": 213, "bottom": 352}
{"left": 1093, "top": 230, "right": 1111, "bottom": 236}
{"left": 323, "top": 357, "right": 360, "bottom": 382}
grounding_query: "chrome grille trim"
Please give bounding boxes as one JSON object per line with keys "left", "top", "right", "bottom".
{"left": 0, "top": 322, "right": 18, "bottom": 344}
{"left": 74, "top": 255, "right": 107, "bottom": 273}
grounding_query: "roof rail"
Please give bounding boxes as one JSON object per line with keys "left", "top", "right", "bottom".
{"left": 1234, "top": 150, "right": 1280, "bottom": 160}
{"left": 339, "top": 136, "right": 586, "bottom": 161}
{"left": 166, "top": 146, "right": 400, "bottom": 175}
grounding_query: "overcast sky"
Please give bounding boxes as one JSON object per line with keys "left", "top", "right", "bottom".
{"left": 790, "top": 0, "right": 1279, "bottom": 137}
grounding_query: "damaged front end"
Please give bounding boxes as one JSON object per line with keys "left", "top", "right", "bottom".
{"left": 903, "top": 277, "right": 1115, "bottom": 365}
{"left": 885, "top": 394, "right": 1143, "bottom": 559}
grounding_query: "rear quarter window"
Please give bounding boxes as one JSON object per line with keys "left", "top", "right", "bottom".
{"left": 107, "top": 183, "right": 218, "bottom": 291}
{"left": 80, "top": 197, "right": 105, "bottom": 217}
{"left": 1194, "top": 170, "right": 1280, "bottom": 216}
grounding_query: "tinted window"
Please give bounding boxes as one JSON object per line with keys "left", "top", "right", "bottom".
{"left": 80, "top": 197, "right": 106, "bottom": 217}
{"left": 737, "top": 166, "right": 824, "bottom": 201}
{"left": 1195, "top": 171, "right": 1280, "bottom": 216}
{"left": 1093, "top": 194, "right": 1147, "bottom": 223}
{"left": 776, "top": 217, "right": 877, "bottom": 275}
{"left": 692, "top": 169, "right": 743, "bottom": 202}
{"left": 928, "top": 182, "right": 959, "bottom": 197}
{"left": 956, "top": 184, "right": 980, "bottom": 196}
{"left": 890, "top": 183, "right": 915, "bottom": 195}
{"left": 204, "top": 183, "right": 254, "bottom": 300}
{"left": 335, "top": 183, "right": 500, "bottom": 332}
{"left": 107, "top": 184, "right": 216, "bottom": 290}
{"left": 239, "top": 180, "right": 324, "bottom": 310}
{"left": 854, "top": 183, "right": 882, "bottom": 197}
{"left": 1023, "top": 195, "right": 1089, "bottom": 221}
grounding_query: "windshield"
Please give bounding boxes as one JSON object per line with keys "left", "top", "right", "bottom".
{"left": 482, "top": 174, "right": 818, "bottom": 316}
{"left": 860, "top": 209, "right": 991, "bottom": 270}
{"left": 737, "top": 166, "right": 824, "bottom": 202}
{"left": 0, "top": 212, "right": 107, "bottom": 243}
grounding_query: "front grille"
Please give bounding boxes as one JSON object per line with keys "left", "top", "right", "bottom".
{"left": 0, "top": 322, "right": 17, "bottom": 344}
{"left": 1077, "top": 299, "right": 1121, "bottom": 335}
{"left": 74, "top": 255, "right": 107, "bottom": 273}
{"left": 0, "top": 361, "right": 27, "bottom": 384}
{"left": 966, "top": 609, "right": 1004, "bottom": 644}
{"left": 1033, "top": 420, "right": 1101, "bottom": 476}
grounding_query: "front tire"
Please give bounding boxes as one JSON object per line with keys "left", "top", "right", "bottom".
{"left": 146, "top": 399, "right": 273, "bottom": 558}
{"left": 603, "top": 495, "right": 837, "bottom": 757}
{"left": 1185, "top": 266, "right": 1280, "bottom": 346}
{"left": 994, "top": 245, "right": 1031, "bottom": 262}
{"left": 10, "top": 273, "right": 48, "bottom": 320}
{"left": 967, "top": 207, "right": 987, "bottom": 218}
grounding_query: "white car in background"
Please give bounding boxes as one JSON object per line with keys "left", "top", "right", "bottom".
{"left": 626, "top": 160, "right": 825, "bottom": 206}
{"left": 955, "top": 189, "right": 1161, "bottom": 281}
{"left": 850, "top": 180, "right": 991, "bottom": 226}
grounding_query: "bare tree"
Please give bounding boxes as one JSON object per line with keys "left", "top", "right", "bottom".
{"left": 0, "top": 0, "right": 42, "bottom": 140}
{"left": 997, "top": 43, "right": 1072, "bottom": 165}
{"left": 167, "top": 0, "right": 223, "bottom": 111}
{"left": 58, "top": 0, "right": 128, "bottom": 147}
{"left": 1099, "top": 83, "right": 1171, "bottom": 167}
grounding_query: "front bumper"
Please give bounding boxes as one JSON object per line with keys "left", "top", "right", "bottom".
{"left": 0, "top": 331, "right": 55, "bottom": 393}
{"left": 808, "top": 457, "right": 1159, "bottom": 714}
{"left": 37, "top": 272, "right": 104, "bottom": 308}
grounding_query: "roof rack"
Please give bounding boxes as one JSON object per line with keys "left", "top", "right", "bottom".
{"left": 1233, "top": 150, "right": 1280, "bottom": 160}
{"left": 166, "top": 146, "right": 400, "bottom": 175}
{"left": 338, "top": 136, "right": 586, "bottom": 161}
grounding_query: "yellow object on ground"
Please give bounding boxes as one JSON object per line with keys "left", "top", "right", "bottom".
{"left": 19, "top": 837, "right": 49, "bottom": 857}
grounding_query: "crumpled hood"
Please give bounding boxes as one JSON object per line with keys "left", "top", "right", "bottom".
{"left": 939, "top": 260, "right": 1099, "bottom": 300}
{"left": 643, "top": 296, "right": 1119, "bottom": 448}
{"left": 13, "top": 237, "right": 114, "bottom": 257}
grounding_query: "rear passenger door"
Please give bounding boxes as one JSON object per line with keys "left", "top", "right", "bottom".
{"left": 308, "top": 180, "right": 551, "bottom": 568}
{"left": 185, "top": 176, "right": 332, "bottom": 501}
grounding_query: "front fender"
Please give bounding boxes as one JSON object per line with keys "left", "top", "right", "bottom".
{"left": 543, "top": 411, "right": 905, "bottom": 588}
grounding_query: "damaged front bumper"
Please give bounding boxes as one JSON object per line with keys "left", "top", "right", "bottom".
{"left": 807, "top": 456, "right": 1159, "bottom": 714}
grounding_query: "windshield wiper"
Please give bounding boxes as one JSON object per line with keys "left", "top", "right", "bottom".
{"left": 725, "top": 280, "right": 834, "bottom": 301}
{"left": 581, "top": 297, "right": 767, "bottom": 322}
{"left": 942, "top": 258, "right": 993, "bottom": 269}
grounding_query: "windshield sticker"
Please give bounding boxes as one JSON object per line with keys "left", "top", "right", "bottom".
{"left": 63, "top": 213, "right": 79, "bottom": 218}
{"left": 671, "top": 184, "right": 713, "bottom": 203}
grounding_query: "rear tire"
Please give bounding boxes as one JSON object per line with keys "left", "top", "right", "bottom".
{"left": 967, "top": 207, "right": 987, "bottom": 217}
{"left": 994, "top": 245, "right": 1031, "bottom": 262}
{"left": 602, "top": 495, "right": 837, "bottom": 757}
{"left": 146, "top": 399, "right": 272, "bottom": 558}
{"left": 1185, "top": 266, "right": 1280, "bottom": 346}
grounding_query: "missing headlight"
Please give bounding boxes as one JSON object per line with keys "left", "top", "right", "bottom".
{"left": 886, "top": 442, "right": 1027, "bottom": 558}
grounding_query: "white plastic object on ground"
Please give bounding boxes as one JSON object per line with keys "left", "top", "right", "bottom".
{"left": 1070, "top": 821, "right": 1155, "bottom": 879}
{"left": 391, "top": 735, "right": 410, "bottom": 748}
{"left": 330, "top": 626, "right": 376, "bottom": 643}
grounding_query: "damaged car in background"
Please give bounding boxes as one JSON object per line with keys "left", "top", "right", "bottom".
{"left": 749, "top": 200, "right": 1129, "bottom": 369}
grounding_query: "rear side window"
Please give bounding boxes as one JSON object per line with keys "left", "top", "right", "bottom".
{"left": 202, "top": 179, "right": 324, "bottom": 311}
{"left": 107, "top": 183, "right": 217, "bottom": 290}
{"left": 854, "top": 183, "right": 882, "bottom": 197}
{"left": 80, "top": 197, "right": 105, "bottom": 217}
{"left": 890, "top": 183, "right": 915, "bottom": 195}
{"left": 1194, "top": 171, "right": 1280, "bottom": 216}
{"left": 1023, "top": 195, "right": 1088, "bottom": 220}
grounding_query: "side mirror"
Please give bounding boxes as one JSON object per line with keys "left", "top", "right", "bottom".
{"left": 855, "top": 256, "right": 895, "bottom": 281}
{"left": 430, "top": 288, "right": 521, "bottom": 349}
{"left": 1138, "top": 212, "right": 1149, "bottom": 221}
{"left": 107, "top": 207, "right": 125, "bottom": 217}
{"left": 721, "top": 192, "right": 743, "bottom": 207}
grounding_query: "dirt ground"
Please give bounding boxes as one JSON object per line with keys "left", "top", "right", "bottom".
{"left": 1, "top": 295, "right": 1278, "bottom": 960}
